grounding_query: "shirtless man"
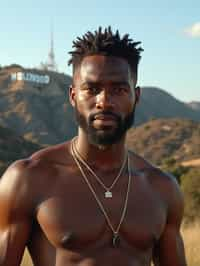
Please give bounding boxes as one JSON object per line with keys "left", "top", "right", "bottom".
{"left": 0, "top": 27, "right": 187, "bottom": 266}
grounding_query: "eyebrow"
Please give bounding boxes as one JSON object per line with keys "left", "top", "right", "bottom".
{"left": 80, "top": 81, "right": 100, "bottom": 87}
{"left": 80, "top": 81, "right": 130, "bottom": 87}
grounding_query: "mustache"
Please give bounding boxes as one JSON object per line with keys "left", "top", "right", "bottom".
{"left": 89, "top": 111, "right": 121, "bottom": 121}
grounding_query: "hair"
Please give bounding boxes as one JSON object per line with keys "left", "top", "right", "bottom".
{"left": 68, "top": 26, "right": 143, "bottom": 75}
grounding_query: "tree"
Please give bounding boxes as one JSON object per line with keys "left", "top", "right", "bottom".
{"left": 161, "top": 157, "right": 189, "bottom": 184}
{"left": 181, "top": 168, "right": 200, "bottom": 223}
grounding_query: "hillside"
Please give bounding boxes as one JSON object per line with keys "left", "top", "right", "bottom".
{"left": 0, "top": 65, "right": 76, "bottom": 145}
{"left": 126, "top": 118, "right": 200, "bottom": 165}
{"left": 135, "top": 87, "right": 200, "bottom": 125}
{"left": 0, "top": 125, "right": 40, "bottom": 175}
{"left": 187, "top": 101, "right": 200, "bottom": 112}
{"left": 0, "top": 65, "right": 200, "bottom": 146}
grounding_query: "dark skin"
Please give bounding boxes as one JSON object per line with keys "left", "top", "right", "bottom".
{"left": 0, "top": 55, "right": 187, "bottom": 266}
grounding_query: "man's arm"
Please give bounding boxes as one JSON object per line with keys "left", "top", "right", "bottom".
{"left": 153, "top": 176, "right": 187, "bottom": 266}
{"left": 0, "top": 160, "right": 33, "bottom": 266}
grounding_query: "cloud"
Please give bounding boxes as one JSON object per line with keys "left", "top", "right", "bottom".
{"left": 184, "top": 22, "right": 200, "bottom": 38}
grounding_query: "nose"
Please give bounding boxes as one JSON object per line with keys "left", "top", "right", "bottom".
{"left": 95, "top": 89, "right": 114, "bottom": 110}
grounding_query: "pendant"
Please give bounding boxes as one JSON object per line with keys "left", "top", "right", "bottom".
{"left": 105, "top": 191, "right": 112, "bottom": 198}
{"left": 112, "top": 233, "right": 120, "bottom": 247}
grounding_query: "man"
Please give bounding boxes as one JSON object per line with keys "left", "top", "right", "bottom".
{"left": 0, "top": 27, "right": 187, "bottom": 266}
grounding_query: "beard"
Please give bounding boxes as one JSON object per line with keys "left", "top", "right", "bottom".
{"left": 74, "top": 105, "right": 135, "bottom": 146}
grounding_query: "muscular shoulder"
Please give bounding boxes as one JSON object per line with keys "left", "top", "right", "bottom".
{"left": 0, "top": 159, "right": 41, "bottom": 204}
{"left": 30, "top": 140, "right": 71, "bottom": 165}
{"left": 129, "top": 151, "right": 184, "bottom": 225}
{"left": 152, "top": 168, "right": 184, "bottom": 226}
{"left": 0, "top": 158, "right": 36, "bottom": 195}
{"left": 0, "top": 141, "right": 73, "bottom": 210}
{"left": 0, "top": 156, "right": 56, "bottom": 216}
{"left": 0, "top": 159, "right": 36, "bottom": 227}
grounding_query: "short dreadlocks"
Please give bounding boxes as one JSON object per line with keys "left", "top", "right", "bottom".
{"left": 68, "top": 26, "right": 143, "bottom": 75}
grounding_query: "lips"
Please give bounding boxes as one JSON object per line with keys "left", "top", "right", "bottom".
{"left": 93, "top": 114, "right": 118, "bottom": 127}
{"left": 94, "top": 114, "right": 117, "bottom": 121}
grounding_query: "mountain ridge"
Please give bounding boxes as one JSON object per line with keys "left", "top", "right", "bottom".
{"left": 187, "top": 101, "right": 200, "bottom": 111}
{"left": 126, "top": 118, "right": 200, "bottom": 165}
{"left": 0, "top": 65, "right": 199, "bottom": 146}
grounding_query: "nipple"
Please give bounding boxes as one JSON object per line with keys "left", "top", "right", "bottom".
{"left": 61, "top": 232, "right": 75, "bottom": 248}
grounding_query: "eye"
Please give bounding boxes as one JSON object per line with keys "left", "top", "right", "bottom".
{"left": 113, "top": 86, "right": 128, "bottom": 94}
{"left": 87, "top": 87, "right": 100, "bottom": 94}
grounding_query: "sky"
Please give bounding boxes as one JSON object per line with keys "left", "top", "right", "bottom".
{"left": 0, "top": 0, "right": 200, "bottom": 102}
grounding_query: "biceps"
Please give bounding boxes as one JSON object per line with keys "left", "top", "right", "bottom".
{"left": 0, "top": 221, "right": 31, "bottom": 266}
{"left": 157, "top": 226, "right": 187, "bottom": 266}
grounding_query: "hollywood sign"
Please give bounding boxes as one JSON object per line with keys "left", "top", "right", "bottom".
{"left": 11, "top": 72, "right": 50, "bottom": 84}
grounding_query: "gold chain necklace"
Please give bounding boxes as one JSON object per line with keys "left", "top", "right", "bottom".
{"left": 71, "top": 140, "right": 132, "bottom": 247}
{"left": 72, "top": 137, "right": 127, "bottom": 198}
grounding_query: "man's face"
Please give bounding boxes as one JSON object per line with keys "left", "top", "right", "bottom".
{"left": 70, "top": 55, "right": 139, "bottom": 146}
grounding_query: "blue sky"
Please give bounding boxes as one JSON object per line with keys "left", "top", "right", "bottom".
{"left": 0, "top": 0, "right": 200, "bottom": 102}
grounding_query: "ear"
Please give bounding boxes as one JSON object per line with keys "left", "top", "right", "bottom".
{"left": 134, "top": 86, "right": 141, "bottom": 104}
{"left": 69, "top": 85, "right": 76, "bottom": 107}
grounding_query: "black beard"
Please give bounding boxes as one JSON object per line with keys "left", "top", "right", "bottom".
{"left": 74, "top": 106, "right": 135, "bottom": 146}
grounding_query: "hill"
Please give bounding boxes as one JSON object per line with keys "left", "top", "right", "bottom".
{"left": 0, "top": 65, "right": 76, "bottom": 145}
{"left": 126, "top": 118, "right": 200, "bottom": 165}
{"left": 0, "top": 65, "right": 200, "bottom": 146}
{"left": 135, "top": 87, "right": 200, "bottom": 124}
{"left": 0, "top": 125, "right": 40, "bottom": 175}
{"left": 187, "top": 101, "right": 200, "bottom": 112}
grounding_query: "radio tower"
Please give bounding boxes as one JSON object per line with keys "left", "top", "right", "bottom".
{"left": 46, "top": 25, "right": 57, "bottom": 71}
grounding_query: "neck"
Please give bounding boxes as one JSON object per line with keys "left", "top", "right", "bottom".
{"left": 73, "top": 129, "right": 127, "bottom": 170}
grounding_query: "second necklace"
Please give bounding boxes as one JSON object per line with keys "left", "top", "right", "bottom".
{"left": 71, "top": 140, "right": 132, "bottom": 248}
{"left": 72, "top": 137, "right": 127, "bottom": 198}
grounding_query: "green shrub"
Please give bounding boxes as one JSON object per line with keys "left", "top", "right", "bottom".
{"left": 161, "top": 157, "right": 189, "bottom": 184}
{"left": 181, "top": 168, "right": 200, "bottom": 223}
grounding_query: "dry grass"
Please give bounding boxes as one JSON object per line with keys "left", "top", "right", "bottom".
{"left": 21, "top": 223, "right": 200, "bottom": 266}
{"left": 21, "top": 249, "right": 32, "bottom": 266}
{"left": 181, "top": 222, "right": 200, "bottom": 266}
{"left": 181, "top": 158, "right": 200, "bottom": 167}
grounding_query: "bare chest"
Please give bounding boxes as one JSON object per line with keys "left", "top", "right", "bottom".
{"left": 35, "top": 172, "right": 167, "bottom": 252}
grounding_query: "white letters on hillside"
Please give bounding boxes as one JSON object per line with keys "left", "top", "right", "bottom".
{"left": 11, "top": 72, "right": 50, "bottom": 84}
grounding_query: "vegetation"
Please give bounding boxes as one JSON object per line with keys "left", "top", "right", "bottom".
{"left": 2, "top": 64, "right": 23, "bottom": 70}
{"left": 127, "top": 118, "right": 200, "bottom": 164}
{"left": 181, "top": 168, "right": 200, "bottom": 223}
{"left": 0, "top": 65, "right": 75, "bottom": 145}
{"left": 0, "top": 126, "right": 40, "bottom": 175}
{"left": 182, "top": 223, "right": 200, "bottom": 266}
{"left": 159, "top": 157, "right": 200, "bottom": 224}
{"left": 160, "top": 157, "right": 189, "bottom": 184}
